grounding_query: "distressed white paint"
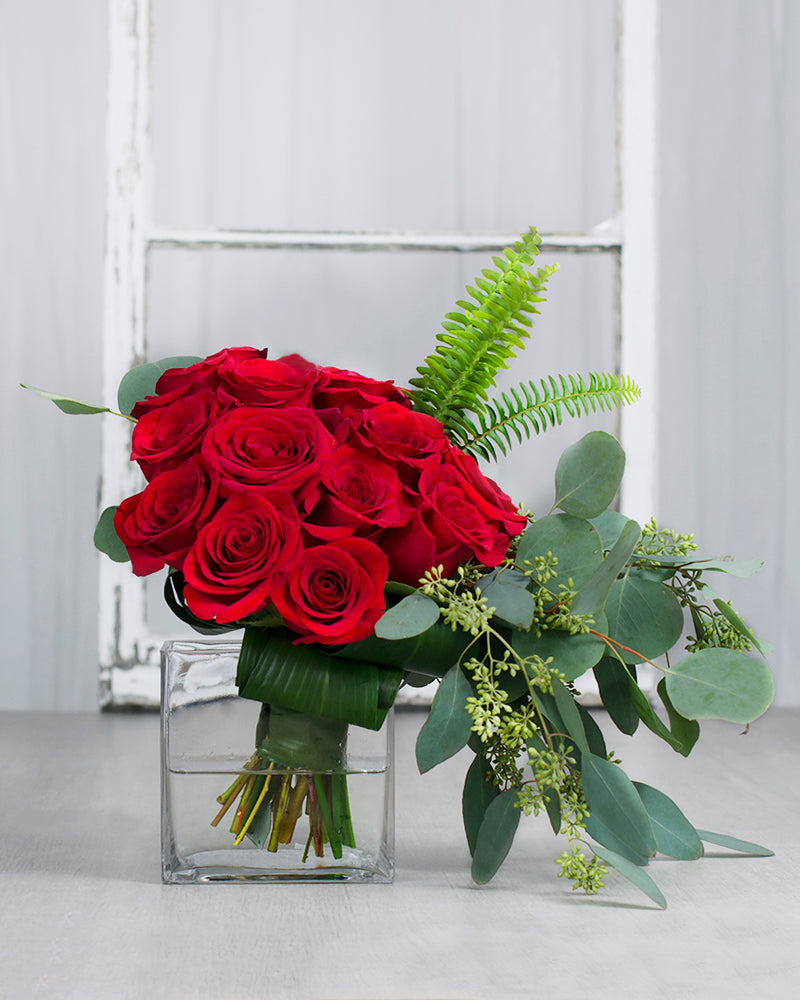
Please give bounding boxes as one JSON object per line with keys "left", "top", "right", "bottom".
{"left": 618, "top": 0, "right": 659, "bottom": 522}
{"left": 99, "top": 0, "right": 155, "bottom": 705}
{"left": 146, "top": 228, "right": 622, "bottom": 253}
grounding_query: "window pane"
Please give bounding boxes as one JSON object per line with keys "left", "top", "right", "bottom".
{"left": 152, "top": 0, "right": 616, "bottom": 233}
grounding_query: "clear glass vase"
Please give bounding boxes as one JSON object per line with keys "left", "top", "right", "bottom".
{"left": 161, "top": 639, "right": 395, "bottom": 883}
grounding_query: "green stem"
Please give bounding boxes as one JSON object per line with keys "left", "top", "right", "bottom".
{"left": 587, "top": 629, "right": 668, "bottom": 673}
{"left": 332, "top": 773, "right": 355, "bottom": 849}
{"left": 313, "top": 775, "right": 343, "bottom": 860}
{"left": 267, "top": 775, "right": 292, "bottom": 853}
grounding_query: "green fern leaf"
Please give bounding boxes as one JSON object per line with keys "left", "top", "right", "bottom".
{"left": 459, "top": 372, "right": 642, "bottom": 462}
{"left": 408, "top": 227, "right": 558, "bottom": 436}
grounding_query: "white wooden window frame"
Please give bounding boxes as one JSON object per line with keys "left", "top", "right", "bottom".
{"left": 99, "top": 0, "right": 658, "bottom": 707}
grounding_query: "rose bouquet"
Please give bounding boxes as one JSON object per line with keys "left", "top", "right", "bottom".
{"left": 26, "top": 227, "right": 774, "bottom": 904}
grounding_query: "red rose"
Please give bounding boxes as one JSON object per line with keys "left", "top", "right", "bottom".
{"left": 444, "top": 447, "right": 528, "bottom": 544}
{"left": 304, "top": 445, "right": 414, "bottom": 541}
{"left": 272, "top": 538, "right": 389, "bottom": 644}
{"left": 312, "top": 366, "right": 410, "bottom": 414}
{"left": 113, "top": 457, "right": 220, "bottom": 576}
{"left": 201, "top": 405, "right": 336, "bottom": 510}
{"left": 219, "top": 357, "right": 319, "bottom": 408}
{"left": 131, "top": 387, "right": 224, "bottom": 480}
{"left": 379, "top": 509, "right": 463, "bottom": 587}
{"left": 155, "top": 347, "right": 268, "bottom": 395}
{"left": 351, "top": 402, "right": 447, "bottom": 476}
{"left": 182, "top": 492, "right": 302, "bottom": 623}
{"left": 417, "top": 450, "right": 526, "bottom": 566}
{"left": 380, "top": 445, "right": 527, "bottom": 585}
{"left": 276, "top": 353, "right": 320, "bottom": 372}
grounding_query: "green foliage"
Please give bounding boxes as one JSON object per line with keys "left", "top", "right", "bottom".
{"left": 93, "top": 506, "right": 130, "bottom": 563}
{"left": 604, "top": 575, "right": 685, "bottom": 664}
{"left": 117, "top": 355, "right": 202, "bottom": 415}
{"left": 663, "top": 648, "right": 774, "bottom": 724}
{"left": 593, "top": 657, "right": 639, "bottom": 735}
{"left": 471, "top": 789, "right": 522, "bottom": 884}
{"left": 694, "top": 830, "right": 774, "bottom": 856}
{"left": 379, "top": 429, "right": 774, "bottom": 902}
{"left": 459, "top": 372, "right": 642, "bottom": 461}
{"left": 408, "top": 229, "right": 640, "bottom": 460}
{"left": 408, "top": 227, "right": 556, "bottom": 441}
{"left": 21, "top": 384, "right": 115, "bottom": 416}
{"left": 374, "top": 591, "right": 440, "bottom": 640}
{"left": 415, "top": 664, "right": 474, "bottom": 773}
{"left": 656, "top": 679, "right": 700, "bottom": 756}
{"left": 462, "top": 754, "right": 500, "bottom": 855}
{"left": 516, "top": 513, "right": 603, "bottom": 591}
{"left": 236, "top": 627, "right": 402, "bottom": 731}
{"left": 590, "top": 844, "right": 667, "bottom": 909}
{"left": 553, "top": 430, "right": 626, "bottom": 518}
{"left": 633, "top": 782, "right": 703, "bottom": 860}
{"left": 474, "top": 568, "right": 535, "bottom": 629}
{"left": 582, "top": 754, "right": 657, "bottom": 862}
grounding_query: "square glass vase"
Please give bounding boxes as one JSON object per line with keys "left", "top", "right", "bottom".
{"left": 161, "top": 639, "right": 395, "bottom": 883}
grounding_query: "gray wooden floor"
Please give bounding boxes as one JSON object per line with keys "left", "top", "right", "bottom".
{"left": 1, "top": 707, "right": 797, "bottom": 999}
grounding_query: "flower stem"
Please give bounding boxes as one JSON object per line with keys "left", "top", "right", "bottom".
{"left": 267, "top": 775, "right": 293, "bottom": 852}
{"left": 233, "top": 767, "right": 274, "bottom": 846}
{"left": 278, "top": 775, "right": 310, "bottom": 844}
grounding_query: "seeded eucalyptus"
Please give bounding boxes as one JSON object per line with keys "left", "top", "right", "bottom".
{"left": 380, "top": 428, "right": 774, "bottom": 906}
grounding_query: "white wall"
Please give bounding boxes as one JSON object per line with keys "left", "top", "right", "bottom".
{"left": 2, "top": 0, "right": 797, "bottom": 708}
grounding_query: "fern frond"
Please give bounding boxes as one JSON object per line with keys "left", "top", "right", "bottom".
{"left": 455, "top": 372, "right": 642, "bottom": 461}
{"left": 408, "top": 227, "right": 558, "bottom": 438}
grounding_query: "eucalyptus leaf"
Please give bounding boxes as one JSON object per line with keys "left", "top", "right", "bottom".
{"left": 93, "top": 505, "right": 130, "bottom": 563}
{"left": 676, "top": 557, "right": 764, "bottom": 578}
{"left": 576, "top": 702, "right": 608, "bottom": 758}
{"left": 336, "top": 618, "right": 472, "bottom": 679}
{"left": 117, "top": 355, "right": 202, "bottom": 415}
{"left": 374, "top": 590, "right": 440, "bottom": 640}
{"left": 694, "top": 829, "right": 774, "bottom": 856}
{"left": 590, "top": 844, "right": 667, "bottom": 909}
{"left": 589, "top": 508, "right": 631, "bottom": 550}
{"left": 626, "top": 675, "right": 684, "bottom": 753}
{"left": 605, "top": 575, "right": 684, "bottom": 664}
{"left": 628, "top": 563, "right": 676, "bottom": 584}
{"left": 551, "top": 677, "right": 590, "bottom": 755}
{"left": 700, "top": 583, "right": 769, "bottom": 656}
{"left": 512, "top": 625, "right": 607, "bottom": 684}
{"left": 593, "top": 657, "right": 639, "bottom": 735}
{"left": 572, "top": 518, "right": 641, "bottom": 616}
{"left": 516, "top": 513, "right": 603, "bottom": 590}
{"left": 475, "top": 568, "right": 535, "bottom": 629}
{"left": 656, "top": 678, "right": 700, "bottom": 756}
{"left": 462, "top": 755, "right": 500, "bottom": 855}
{"left": 22, "top": 384, "right": 112, "bottom": 416}
{"left": 553, "top": 431, "right": 626, "bottom": 519}
{"left": 542, "top": 788, "right": 562, "bottom": 835}
{"left": 529, "top": 691, "right": 566, "bottom": 745}
{"left": 471, "top": 789, "right": 522, "bottom": 884}
{"left": 581, "top": 753, "right": 656, "bottom": 861}
{"left": 664, "top": 648, "right": 774, "bottom": 724}
{"left": 415, "top": 664, "right": 473, "bottom": 773}
{"left": 584, "top": 813, "right": 651, "bottom": 867}
{"left": 633, "top": 782, "right": 703, "bottom": 859}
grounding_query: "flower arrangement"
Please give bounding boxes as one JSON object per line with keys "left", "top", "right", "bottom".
{"left": 25, "top": 227, "right": 774, "bottom": 904}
